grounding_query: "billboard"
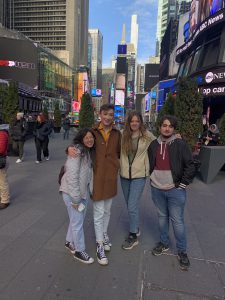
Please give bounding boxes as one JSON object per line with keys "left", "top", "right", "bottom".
{"left": 115, "top": 90, "right": 125, "bottom": 106}
{"left": 116, "top": 74, "right": 126, "bottom": 90}
{"left": 0, "top": 37, "right": 38, "bottom": 88}
{"left": 145, "top": 93, "right": 151, "bottom": 112}
{"left": 91, "top": 88, "right": 102, "bottom": 97}
{"left": 77, "top": 72, "right": 89, "bottom": 102}
{"left": 117, "top": 44, "right": 127, "bottom": 55}
{"left": 116, "top": 57, "right": 127, "bottom": 73}
{"left": 144, "top": 64, "right": 159, "bottom": 92}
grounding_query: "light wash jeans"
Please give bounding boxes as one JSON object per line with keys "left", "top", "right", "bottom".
{"left": 151, "top": 186, "right": 187, "bottom": 252}
{"left": 93, "top": 198, "right": 112, "bottom": 242}
{"left": 62, "top": 192, "right": 87, "bottom": 252}
{"left": 0, "top": 167, "right": 10, "bottom": 204}
{"left": 120, "top": 177, "right": 146, "bottom": 234}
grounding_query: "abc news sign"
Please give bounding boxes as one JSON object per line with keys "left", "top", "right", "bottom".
{"left": 204, "top": 69, "right": 225, "bottom": 84}
{"left": 201, "top": 85, "right": 225, "bottom": 96}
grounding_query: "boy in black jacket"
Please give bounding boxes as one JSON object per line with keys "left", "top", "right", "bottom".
{"left": 148, "top": 115, "right": 196, "bottom": 270}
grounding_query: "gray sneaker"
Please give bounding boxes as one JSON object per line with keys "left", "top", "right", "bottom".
{"left": 152, "top": 242, "right": 169, "bottom": 256}
{"left": 96, "top": 243, "right": 108, "bottom": 265}
{"left": 103, "top": 233, "right": 112, "bottom": 252}
{"left": 122, "top": 235, "right": 139, "bottom": 250}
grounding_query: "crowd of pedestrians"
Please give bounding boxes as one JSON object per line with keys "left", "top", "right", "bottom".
{"left": 0, "top": 105, "right": 203, "bottom": 271}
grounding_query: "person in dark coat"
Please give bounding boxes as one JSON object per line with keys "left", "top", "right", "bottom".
{"left": 62, "top": 116, "right": 70, "bottom": 140}
{"left": 201, "top": 124, "right": 220, "bottom": 146}
{"left": 10, "top": 112, "right": 28, "bottom": 163}
{"left": 33, "top": 113, "right": 52, "bottom": 163}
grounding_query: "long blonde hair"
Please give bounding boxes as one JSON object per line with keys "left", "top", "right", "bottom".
{"left": 122, "top": 111, "right": 147, "bottom": 155}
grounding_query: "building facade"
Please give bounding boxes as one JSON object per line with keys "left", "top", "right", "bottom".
{"left": 88, "top": 29, "right": 103, "bottom": 89}
{"left": 2, "top": 0, "right": 89, "bottom": 69}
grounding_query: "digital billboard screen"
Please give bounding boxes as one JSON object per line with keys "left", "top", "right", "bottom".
{"left": 144, "top": 64, "right": 159, "bottom": 92}
{"left": 116, "top": 74, "right": 126, "bottom": 90}
{"left": 117, "top": 44, "right": 127, "bottom": 55}
{"left": 115, "top": 90, "right": 125, "bottom": 106}
{"left": 116, "top": 57, "right": 127, "bottom": 73}
{"left": 91, "top": 88, "right": 102, "bottom": 97}
{"left": 0, "top": 37, "right": 38, "bottom": 88}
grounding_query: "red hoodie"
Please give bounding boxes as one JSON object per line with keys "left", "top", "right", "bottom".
{"left": 0, "top": 130, "right": 9, "bottom": 156}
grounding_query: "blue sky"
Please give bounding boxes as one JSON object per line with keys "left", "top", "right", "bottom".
{"left": 89, "top": 0, "right": 158, "bottom": 67}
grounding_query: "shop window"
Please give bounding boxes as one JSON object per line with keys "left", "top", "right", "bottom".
{"left": 200, "top": 39, "right": 220, "bottom": 68}
{"left": 190, "top": 48, "right": 202, "bottom": 74}
{"left": 177, "top": 62, "right": 185, "bottom": 79}
{"left": 183, "top": 55, "right": 193, "bottom": 76}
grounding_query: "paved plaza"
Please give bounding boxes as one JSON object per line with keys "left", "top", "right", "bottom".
{"left": 0, "top": 132, "right": 225, "bottom": 300}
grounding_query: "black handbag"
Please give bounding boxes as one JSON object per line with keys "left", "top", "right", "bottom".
{"left": 0, "top": 155, "right": 6, "bottom": 169}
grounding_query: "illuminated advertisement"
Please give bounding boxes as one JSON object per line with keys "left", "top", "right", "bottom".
{"left": 77, "top": 72, "right": 89, "bottom": 103}
{"left": 116, "top": 74, "right": 126, "bottom": 90}
{"left": 91, "top": 88, "right": 102, "bottom": 97}
{"left": 0, "top": 37, "right": 38, "bottom": 88}
{"left": 177, "top": 0, "right": 225, "bottom": 57}
{"left": 117, "top": 45, "right": 127, "bottom": 55}
{"left": 115, "top": 90, "right": 125, "bottom": 106}
{"left": 72, "top": 101, "right": 81, "bottom": 112}
{"left": 110, "top": 83, "right": 114, "bottom": 104}
{"left": 114, "top": 105, "right": 125, "bottom": 123}
{"left": 145, "top": 93, "right": 151, "bottom": 112}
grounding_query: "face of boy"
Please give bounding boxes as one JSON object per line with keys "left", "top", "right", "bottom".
{"left": 160, "top": 119, "right": 175, "bottom": 138}
{"left": 99, "top": 109, "right": 114, "bottom": 127}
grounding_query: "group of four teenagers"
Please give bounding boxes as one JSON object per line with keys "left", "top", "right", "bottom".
{"left": 59, "top": 104, "right": 196, "bottom": 271}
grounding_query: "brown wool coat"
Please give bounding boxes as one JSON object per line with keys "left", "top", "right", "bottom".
{"left": 92, "top": 124, "right": 121, "bottom": 201}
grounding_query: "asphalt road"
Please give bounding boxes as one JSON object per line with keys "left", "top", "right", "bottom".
{"left": 0, "top": 131, "right": 225, "bottom": 300}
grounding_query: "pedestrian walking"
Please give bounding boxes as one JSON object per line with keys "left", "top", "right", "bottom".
{"left": 33, "top": 113, "right": 52, "bottom": 163}
{"left": 120, "top": 111, "right": 155, "bottom": 250}
{"left": 60, "top": 128, "right": 95, "bottom": 264}
{"left": 10, "top": 112, "right": 28, "bottom": 163}
{"left": 62, "top": 116, "right": 70, "bottom": 140}
{"left": 0, "top": 120, "right": 10, "bottom": 209}
{"left": 68, "top": 104, "right": 121, "bottom": 265}
{"left": 148, "top": 115, "right": 196, "bottom": 271}
{"left": 201, "top": 123, "right": 220, "bottom": 146}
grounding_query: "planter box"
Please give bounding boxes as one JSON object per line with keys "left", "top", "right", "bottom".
{"left": 199, "top": 146, "right": 225, "bottom": 183}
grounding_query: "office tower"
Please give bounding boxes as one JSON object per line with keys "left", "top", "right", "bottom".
{"left": 3, "top": 0, "right": 89, "bottom": 69}
{"left": 136, "top": 64, "right": 145, "bottom": 93}
{"left": 130, "top": 15, "right": 138, "bottom": 55}
{"left": 88, "top": 29, "right": 103, "bottom": 89}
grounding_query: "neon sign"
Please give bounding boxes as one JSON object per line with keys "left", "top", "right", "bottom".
{"left": 0, "top": 60, "right": 35, "bottom": 69}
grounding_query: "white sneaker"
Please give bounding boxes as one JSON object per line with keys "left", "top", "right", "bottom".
{"left": 103, "top": 232, "right": 112, "bottom": 252}
{"left": 45, "top": 157, "right": 50, "bottom": 161}
{"left": 96, "top": 243, "right": 108, "bottom": 265}
{"left": 16, "top": 159, "right": 22, "bottom": 163}
{"left": 35, "top": 160, "right": 41, "bottom": 164}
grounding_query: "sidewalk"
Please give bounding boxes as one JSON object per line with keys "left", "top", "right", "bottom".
{"left": 0, "top": 132, "right": 224, "bottom": 300}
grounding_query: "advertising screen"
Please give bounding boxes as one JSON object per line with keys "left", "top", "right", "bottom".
{"left": 116, "top": 74, "right": 126, "bottom": 90}
{"left": 116, "top": 57, "right": 127, "bottom": 73}
{"left": 115, "top": 90, "right": 125, "bottom": 106}
{"left": 91, "top": 88, "right": 102, "bottom": 97}
{"left": 144, "top": 64, "right": 159, "bottom": 92}
{"left": 117, "top": 44, "right": 127, "bottom": 55}
{"left": 77, "top": 72, "right": 89, "bottom": 102}
{"left": 0, "top": 37, "right": 38, "bottom": 88}
{"left": 145, "top": 93, "right": 151, "bottom": 111}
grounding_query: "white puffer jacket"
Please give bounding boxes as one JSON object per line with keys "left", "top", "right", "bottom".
{"left": 59, "top": 146, "right": 93, "bottom": 204}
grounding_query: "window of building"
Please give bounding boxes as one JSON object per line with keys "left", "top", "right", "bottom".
{"left": 199, "top": 38, "right": 220, "bottom": 68}
{"left": 190, "top": 48, "right": 202, "bottom": 74}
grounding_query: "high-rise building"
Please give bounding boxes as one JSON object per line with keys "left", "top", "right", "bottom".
{"left": 130, "top": 15, "right": 138, "bottom": 55}
{"left": 88, "top": 29, "right": 103, "bottom": 89}
{"left": 2, "top": 0, "right": 89, "bottom": 69}
{"left": 155, "top": 0, "right": 191, "bottom": 56}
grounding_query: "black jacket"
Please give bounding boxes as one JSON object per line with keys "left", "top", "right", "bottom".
{"left": 11, "top": 119, "right": 28, "bottom": 142}
{"left": 33, "top": 122, "right": 51, "bottom": 141}
{"left": 148, "top": 138, "right": 196, "bottom": 188}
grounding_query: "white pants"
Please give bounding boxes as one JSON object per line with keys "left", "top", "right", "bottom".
{"left": 93, "top": 198, "right": 113, "bottom": 243}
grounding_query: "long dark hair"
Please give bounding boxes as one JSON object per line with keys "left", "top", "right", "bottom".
{"left": 73, "top": 128, "right": 96, "bottom": 163}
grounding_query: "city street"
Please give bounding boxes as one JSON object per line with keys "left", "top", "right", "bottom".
{"left": 0, "top": 132, "right": 225, "bottom": 300}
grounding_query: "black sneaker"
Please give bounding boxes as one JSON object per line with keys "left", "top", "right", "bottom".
{"left": 96, "top": 243, "right": 108, "bottom": 265}
{"left": 65, "top": 242, "right": 75, "bottom": 254}
{"left": 152, "top": 242, "right": 169, "bottom": 256}
{"left": 122, "top": 234, "right": 139, "bottom": 250}
{"left": 74, "top": 251, "right": 94, "bottom": 264}
{"left": 178, "top": 252, "right": 190, "bottom": 270}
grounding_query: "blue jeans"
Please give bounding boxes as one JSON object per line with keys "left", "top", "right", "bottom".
{"left": 62, "top": 192, "right": 88, "bottom": 252}
{"left": 120, "top": 177, "right": 146, "bottom": 234}
{"left": 151, "top": 186, "right": 187, "bottom": 252}
{"left": 63, "top": 129, "right": 70, "bottom": 140}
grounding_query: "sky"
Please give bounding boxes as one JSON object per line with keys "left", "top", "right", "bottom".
{"left": 89, "top": 0, "right": 158, "bottom": 67}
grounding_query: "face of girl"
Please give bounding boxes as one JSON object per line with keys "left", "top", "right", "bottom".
{"left": 130, "top": 116, "right": 141, "bottom": 132}
{"left": 83, "top": 132, "right": 95, "bottom": 148}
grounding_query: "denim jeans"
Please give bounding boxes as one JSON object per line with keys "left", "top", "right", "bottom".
{"left": 63, "top": 129, "right": 70, "bottom": 140}
{"left": 62, "top": 192, "right": 87, "bottom": 252}
{"left": 93, "top": 198, "right": 112, "bottom": 243}
{"left": 151, "top": 186, "right": 187, "bottom": 252}
{"left": 120, "top": 177, "right": 146, "bottom": 234}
